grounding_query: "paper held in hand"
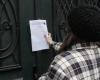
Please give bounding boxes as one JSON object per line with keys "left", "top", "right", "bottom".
{"left": 29, "top": 20, "right": 49, "bottom": 51}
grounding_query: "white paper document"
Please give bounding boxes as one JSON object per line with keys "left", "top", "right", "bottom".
{"left": 29, "top": 20, "right": 49, "bottom": 51}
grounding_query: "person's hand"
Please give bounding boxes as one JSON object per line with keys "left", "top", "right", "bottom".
{"left": 45, "top": 33, "right": 55, "bottom": 45}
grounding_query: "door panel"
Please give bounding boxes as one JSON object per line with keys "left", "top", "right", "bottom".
{"left": 0, "top": 0, "right": 21, "bottom": 71}
{"left": 0, "top": 0, "right": 33, "bottom": 80}
{"left": 0, "top": 0, "right": 22, "bottom": 80}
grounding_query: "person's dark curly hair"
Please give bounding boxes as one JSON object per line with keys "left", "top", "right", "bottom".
{"left": 59, "top": 6, "right": 100, "bottom": 53}
{"left": 68, "top": 6, "right": 100, "bottom": 41}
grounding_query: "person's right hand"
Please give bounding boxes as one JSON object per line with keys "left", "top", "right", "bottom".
{"left": 45, "top": 33, "right": 55, "bottom": 45}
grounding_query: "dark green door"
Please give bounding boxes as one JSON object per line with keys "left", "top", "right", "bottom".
{"left": 0, "top": 0, "right": 100, "bottom": 80}
{"left": 0, "top": 0, "right": 22, "bottom": 80}
{"left": 0, "top": 0, "right": 33, "bottom": 80}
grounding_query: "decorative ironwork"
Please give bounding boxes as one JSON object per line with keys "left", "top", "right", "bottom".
{"left": 54, "top": 0, "right": 99, "bottom": 41}
{"left": 0, "top": 0, "right": 21, "bottom": 71}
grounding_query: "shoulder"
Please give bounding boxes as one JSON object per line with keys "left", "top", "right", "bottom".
{"left": 52, "top": 50, "right": 85, "bottom": 69}
{"left": 51, "top": 50, "right": 77, "bottom": 67}
{"left": 55, "top": 50, "right": 79, "bottom": 61}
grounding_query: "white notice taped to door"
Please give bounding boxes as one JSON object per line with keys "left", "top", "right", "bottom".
{"left": 29, "top": 20, "right": 49, "bottom": 51}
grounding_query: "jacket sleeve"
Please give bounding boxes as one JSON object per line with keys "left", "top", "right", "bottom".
{"left": 50, "top": 42, "right": 62, "bottom": 51}
{"left": 38, "top": 55, "right": 69, "bottom": 80}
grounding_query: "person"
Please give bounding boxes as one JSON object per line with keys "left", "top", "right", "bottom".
{"left": 39, "top": 6, "right": 100, "bottom": 80}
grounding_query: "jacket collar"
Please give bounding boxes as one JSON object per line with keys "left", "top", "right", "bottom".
{"left": 71, "top": 42, "right": 99, "bottom": 50}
